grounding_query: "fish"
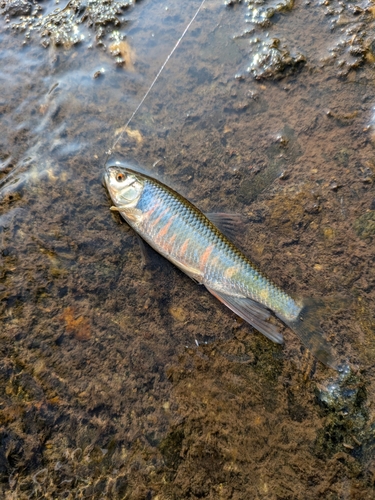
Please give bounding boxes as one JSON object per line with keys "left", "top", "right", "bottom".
{"left": 104, "top": 164, "right": 339, "bottom": 370}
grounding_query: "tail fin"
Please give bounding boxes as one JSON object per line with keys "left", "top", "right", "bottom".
{"left": 281, "top": 298, "right": 340, "bottom": 370}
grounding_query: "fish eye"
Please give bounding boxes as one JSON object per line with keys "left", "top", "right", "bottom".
{"left": 116, "top": 172, "right": 125, "bottom": 182}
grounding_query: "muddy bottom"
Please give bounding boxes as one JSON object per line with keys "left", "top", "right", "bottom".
{"left": 1, "top": 0, "right": 375, "bottom": 498}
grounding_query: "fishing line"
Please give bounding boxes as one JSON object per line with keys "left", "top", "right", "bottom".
{"left": 105, "top": 0, "right": 207, "bottom": 162}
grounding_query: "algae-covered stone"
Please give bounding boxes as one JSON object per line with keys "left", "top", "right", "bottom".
{"left": 354, "top": 211, "right": 375, "bottom": 240}
{"left": 1, "top": 0, "right": 32, "bottom": 17}
{"left": 11, "top": 0, "right": 135, "bottom": 61}
{"left": 315, "top": 367, "right": 368, "bottom": 458}
{"left": 243, "top": 0, "right": 294, "bottom": 27}
{"left": 247, "top": 39, "right": 306, "bottom": 80}
{"left": 159, "top": 428, "right": 185, "bottom": 471}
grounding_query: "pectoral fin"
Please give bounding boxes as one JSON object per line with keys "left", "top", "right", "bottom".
{"left": 110, "top": 206, "right": 143, "bottom": 223}
{"left": 206, "top": 286, "right": 284, "bottom": 344}
{"left": 135, "top": 235, "right": 159, "bottom": 267}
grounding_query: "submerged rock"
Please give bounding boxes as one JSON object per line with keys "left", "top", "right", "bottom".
{"left": 244, "top": 0, "right": 294, "bottom": 27}
{"left": 354, "top": 211, "right": 375, "bottom": 240}
{"left": 230, "top": 0, "right": 305, "bottom": 81}
{"left": 323, "top": 0, "right": 375, "bottom": 75}
{"left": 315, "top": 366, "right": 368, "bottom": 457}
{"left": 1, "top": 0, "right": 32, "bottom": 17}
{"left": 9, "top": 0, "right": 135, "bottom": 61}
{"left": 247, "top": 39, "right": 306, "bottom": 80}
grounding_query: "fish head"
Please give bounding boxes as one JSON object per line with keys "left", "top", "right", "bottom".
{"left": 105, "top": 165, "right": 144, "bottom": 209}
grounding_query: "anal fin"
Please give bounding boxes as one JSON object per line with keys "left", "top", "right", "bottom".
{"left": 206, "top": 286, "right": 284, "bottom": 344}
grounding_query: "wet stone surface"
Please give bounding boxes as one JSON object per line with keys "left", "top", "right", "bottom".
{"left": 6, "top": 0, "right": 135, "bottom": 64}
{"left": 1, "top": 0, "right": 32, "bottom": 17}
{"left": 232, "top": 0, "right": 306, "bottom": 80}
{"left": 246, "top": 37, "right": 306, "bottom": 80}
{"left": 354, "top": 210, "right": 375, "bottom": 241}
{"left": 321, "top": 0, "right": 375, "bottom": 76}
{"left": 1, "top": 0, "right": 375, "bottom": 498}
{"left": 229, "top": 0, "right": 375, "bottom": 80}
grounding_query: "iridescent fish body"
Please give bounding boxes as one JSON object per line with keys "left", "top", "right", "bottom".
{"left": 105, "top": 164, "right": 338, "bottom": 369}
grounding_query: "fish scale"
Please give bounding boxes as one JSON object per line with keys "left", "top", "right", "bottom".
{"left": 105, "top": 165, "right": 339, "bottom": 369}
{"left": 137, "top": 176, "right": 294, "bottom": 314}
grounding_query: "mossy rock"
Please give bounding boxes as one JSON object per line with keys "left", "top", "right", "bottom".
{"left": 354, "top": 211, "right": 375, "bottom": 240}
{"left": 159, "top": 428, "right": 185, "bottom": 471}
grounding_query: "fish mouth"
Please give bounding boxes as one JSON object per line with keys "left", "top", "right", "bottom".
{"left": 103, "top": 164, "right": 133, "bottom": 204}
{"left": 102, "top": 169, "right": 111, "bottom": 190}
{"left": 103, "top": 166, "right": 118, "bottom": 201}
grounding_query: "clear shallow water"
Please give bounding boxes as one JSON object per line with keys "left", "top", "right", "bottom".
{"left": 1, "top": 0, "right": 375, "bottom": 498}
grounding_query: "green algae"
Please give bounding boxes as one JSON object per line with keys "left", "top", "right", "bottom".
{"left": 355, "top": 297, "right": 375, "bottom": 364}
{"left": 158, "top": 428, "right": 185, "bottom": 473}
{"left": 354, "top": 211, "right": 375, "bottom": 240}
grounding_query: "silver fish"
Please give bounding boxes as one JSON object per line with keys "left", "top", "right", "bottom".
{"left": 105, "top": 164, "right": 338, "bottom": 369}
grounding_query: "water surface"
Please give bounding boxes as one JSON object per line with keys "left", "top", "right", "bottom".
{"left": 1, "top": 0, "right": 375, "bottom": 498}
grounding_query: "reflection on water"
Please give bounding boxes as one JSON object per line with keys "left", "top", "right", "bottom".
{"left": 1, "top": 0, "right": 375, "bottom": 497}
